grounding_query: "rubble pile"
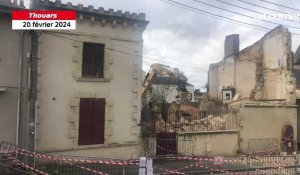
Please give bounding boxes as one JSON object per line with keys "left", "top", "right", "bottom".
{"left": 155, "top": 114, "right": 236, "bottom": 133}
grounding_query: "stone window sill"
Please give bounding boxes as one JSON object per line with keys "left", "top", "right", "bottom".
{"left": 76, "top": 77, "right": 111, "bottom": 82}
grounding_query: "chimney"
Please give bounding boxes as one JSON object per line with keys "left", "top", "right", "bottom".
{"left": 224, "top": 34, "right": 239, "bottom": 59}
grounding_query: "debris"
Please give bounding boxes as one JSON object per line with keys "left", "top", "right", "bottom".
{"left": 232, "top": 94, "right": 240, "bottom": 101}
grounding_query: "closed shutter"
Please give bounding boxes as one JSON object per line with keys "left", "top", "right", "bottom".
{"left": 93, "top": 98, "right": 105, "bottom": 144}
{"left": 78, "top": 98, "right": 94, "bottom": 145}
{"left": 78, "top": 98, "right": 105, "bottom": 145}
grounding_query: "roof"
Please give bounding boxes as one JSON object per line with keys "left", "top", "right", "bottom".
{"left": 294, "top": 45, "right": 300, "bottom": 64}
{"left": 33, "top": 0, "right": 148, "bottom": 27}
{"left": 152, "top": 76, "right": 193, "bottom": 86}
{"left": 0, "top": 0, "right": 24, "bottom": 12}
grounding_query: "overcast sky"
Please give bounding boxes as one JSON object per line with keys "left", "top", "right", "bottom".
{"left": 24, "top": 0, "right": 300, "bottom": 90}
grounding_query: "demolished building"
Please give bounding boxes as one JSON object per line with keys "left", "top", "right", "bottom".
{"left": 141, "top": 26, "right": 298, "bottom": 156}
{"left": 206, "top": 26, "right": 297, "bottom": 155}
{"left": 142, "top": 63, "right": 194, "bottom": 104}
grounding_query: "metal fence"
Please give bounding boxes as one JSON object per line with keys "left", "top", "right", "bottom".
{"left": 152, "top": 155, "right": 300, "bottom": 174}
{"left": 3, "top": 141, "right": 300, "bottom": 175}
{"left": 0, "top": 142, "right": 142, "bottom": 175}
{"left": 141, "top": 105, "right": 237, "bottom": 135}
{"left": 142, "top": 138, "right": 195, "bottom": 157}
{"left": 247, "top": 138, "right": 280, "bottom": 155}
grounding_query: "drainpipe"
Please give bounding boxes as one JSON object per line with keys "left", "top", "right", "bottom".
{"left": 28, "top": 31, "right": 38, "bottom": 150}
{"left": 16, "top": 31, "right": 24, "bottom": 145}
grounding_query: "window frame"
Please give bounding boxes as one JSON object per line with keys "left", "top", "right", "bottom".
{"left": 82, "top": 42, "right": 105, "bottom": 78}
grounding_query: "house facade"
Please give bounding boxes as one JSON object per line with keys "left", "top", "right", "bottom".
{"left": 207, "top": 26, "right": 297, "bottom": 154}
{"left": 32, "top": 1, "right": 148, "bottom": 159}
{"left": 0, "top": 0, "right": 148, "bottom": 159}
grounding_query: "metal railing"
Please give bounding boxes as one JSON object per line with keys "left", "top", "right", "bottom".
{"left": 0, "top": 142, "right": 142, "bottom": 175}
{"left": 142, "top": 108, "right": 237, "bottom": 134}
{"left": 2, "top": 142, "right": 300, "bottom": 174}
{"left": 247, "top": 138, "right": 279, "bottom": 155}
{"left": 142, "top": 138, "right": 194, "bottom": 157}
{"left": 152, "top": 154, "right": 300, "bottom": 174}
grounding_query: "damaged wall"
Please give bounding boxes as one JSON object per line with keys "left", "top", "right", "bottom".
{"left": 262, "top": 28, "right": 293, "bottom": 100}
{"left": 208, "top": 26, "right": 295, "bottom": 102}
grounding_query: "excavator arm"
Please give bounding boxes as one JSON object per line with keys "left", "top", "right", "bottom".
{"left": 141, "top": 63, "right": 187, "bottom": 97}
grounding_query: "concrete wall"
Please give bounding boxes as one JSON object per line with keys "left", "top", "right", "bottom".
{"left": 36, "top": 17, "right": 145, "bottom": 158}
{"left": 178, "top": 131, "right": 238, "bottom": 156}
{"left": 237, "top": 105, "right": 297, "bottom": 153}
{"left": 263, "top": 31, "right": 289, "bottom": 69}
{"left": 234, "top": 60, "right": 256, "bottom": 98}
{"left": 262, "top": 28, "right": 292, "bottom": 100}
{"left": 208, "top": 55, "right": 235, "bottom": 99}
{"left": 0, "top": 13, "right": 29, "bottom": 146}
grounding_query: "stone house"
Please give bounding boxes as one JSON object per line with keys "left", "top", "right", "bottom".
{"left": 0, "top": 0, "right": 148, "bottom": 159}
{"left": 206, "top": 26, "right": 297, "bottom": 154}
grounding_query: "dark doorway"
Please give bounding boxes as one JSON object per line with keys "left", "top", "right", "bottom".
{"left": 282, "top": 125, "right": 294, "bottom": 154}
{"left": 156, "top": 132, "right": 177, "bottom": 155}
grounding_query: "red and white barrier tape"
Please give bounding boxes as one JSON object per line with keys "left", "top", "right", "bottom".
{"left": 4, "top": 151, "right": 109, "bottom": 175}
{"left": 160, "top": 153, "right": 296, "bottom": 165}
{"left": 154, "top": 166, "right": 187, "bottom": 175}
{"left": 155, "top": 161, "right": 294, "bottom": 175}
{"left": 156, "top": 145, "right": 177, "bottom": 153}
{"left": 5, "top": 154, "right": 49, "bottom": 175}
{"left": 3, "top": 145, "right": 138, "bottom": 166}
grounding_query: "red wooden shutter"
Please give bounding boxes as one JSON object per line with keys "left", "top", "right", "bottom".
{"left": 93, "top": 98, "right": 105, "bottom": 144}
{"left": 78, "top": 98, "right": 94, "bottom": 145}
{"left": 78, "top": 98, "right": 105, "bottom": 145}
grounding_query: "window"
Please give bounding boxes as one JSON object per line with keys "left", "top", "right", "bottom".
{"left": 225, "top": 93, "right": 231, "bottom": 100}
{"left": 82, "top": 42, "right": 105, "bottom": 78}
{"left": 222, "top": 88, "right": 235, "bottom": 100}
{"left": 78, "top": 98, "right": 105, "bottom": 145}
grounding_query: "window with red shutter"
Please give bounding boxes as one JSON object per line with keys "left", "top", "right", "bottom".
{"left": 78, "top": 98, "right": 105, "bottom": 145}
